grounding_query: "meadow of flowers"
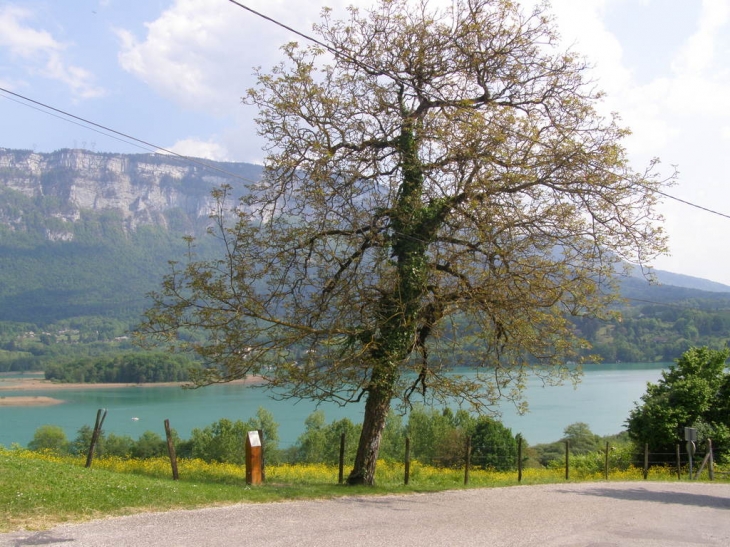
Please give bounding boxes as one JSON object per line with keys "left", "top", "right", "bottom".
{"left": 3, "top": 445, "right": 727, "bottom": 533}
{"left": 2, "top": 446, "right": 707, "bottom": 488}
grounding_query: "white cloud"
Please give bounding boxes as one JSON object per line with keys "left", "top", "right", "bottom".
{"left": 546, "top": 0, "right": 730, "bottom": 157}
{"left": 166, "top": 137, "right": 230, "bottom": 161}
{"left": 0, "top": 4, "right": 105, "bottom": 98}
{"left": 548, "top": 0, "right": 632, "bottom": 94}
{"left": 116, "top": 0, "right": 336, "bottom": 115}
{"left": 672, "top": 0, "right": 730, "bottom": 76}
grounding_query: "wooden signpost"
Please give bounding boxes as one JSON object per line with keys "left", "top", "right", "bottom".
{"left": 246, "top": 430, "right": 263, "bottom": 485}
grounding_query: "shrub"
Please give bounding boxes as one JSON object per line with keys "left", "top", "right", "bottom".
{"left": 27, "top": 425, "right": 69, "bottom": 454}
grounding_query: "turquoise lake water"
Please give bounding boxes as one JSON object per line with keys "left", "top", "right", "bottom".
{"left": 0, "top": 362, "right": 666, "bottom": 448}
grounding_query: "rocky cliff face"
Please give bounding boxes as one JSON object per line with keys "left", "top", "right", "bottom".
{"left": 0, "top": 148, "right": 255, "bottom": 238}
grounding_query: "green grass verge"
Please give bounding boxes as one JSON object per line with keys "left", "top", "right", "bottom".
{"left": 1, "top": 447, "right": 726, "bottom": 533}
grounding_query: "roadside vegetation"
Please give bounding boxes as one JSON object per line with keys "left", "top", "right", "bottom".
{"left": 4, "top": 346, "right": 729, "bottom": 533}
{"left": 2, "top": 446, "right": 720, "bottom": 534}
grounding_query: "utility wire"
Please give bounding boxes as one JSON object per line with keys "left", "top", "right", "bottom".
{"left": 226, "top": 0, "right": 381, "bottom": 75}
{"left": 2, "top": 4, "right": 728, "bottom": 222}
{"left": 1, "top": 92, "right": 158, "bottom": 153}
{"left": 654, "top": 188, "right": 730, "bottom": 220}
{"left": 0, "top": 86, "right": 260, "bottom": 186}
{"left": 227, "top": 0, "right": 338, "bottom": 58}
{"left": 226, "top": 1, "right": 730, "bottom": 223}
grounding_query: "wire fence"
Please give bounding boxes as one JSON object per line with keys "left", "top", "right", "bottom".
{"left": 24, "top": 408, "right": 728, "bottom": 486}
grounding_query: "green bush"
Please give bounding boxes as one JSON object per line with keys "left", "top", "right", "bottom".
{"left": 290, "top": 411, "right": 360, "bottom": 465}
{"left": 190, "top": 407, "right": 281, "bottom": 465}
{"left": 27, "top": 425, "right": 69, "bottom": 454}
{"left": 626, "top": 346, "right": 730, "bottom": 464}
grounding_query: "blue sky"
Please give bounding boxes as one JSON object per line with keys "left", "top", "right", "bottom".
{"left": 1, "top": 0, "right": 730, "bottom": 285}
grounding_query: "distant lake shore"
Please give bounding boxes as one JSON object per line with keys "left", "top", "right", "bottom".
{"left": 0, "top": 395, "right": 65, "bottom": 407}
{"left": 0, "top": 376, "right": 263, "bottom": 396}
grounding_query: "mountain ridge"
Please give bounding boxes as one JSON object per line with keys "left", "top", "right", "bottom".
{"left": 1, "top": 147, "right": 729, "bottom": 328}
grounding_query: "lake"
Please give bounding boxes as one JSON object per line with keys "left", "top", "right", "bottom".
{"left": 0, "top": 362, "right": 666, "bottom": 448}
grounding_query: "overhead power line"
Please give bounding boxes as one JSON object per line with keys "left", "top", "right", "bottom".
{"left": 226, "top": 0, "right": 380, "bottom": 75}
{"left": 654, "top": 189, "right": 730, "bottom": 221}
{"left": 0, "top": 4, "right": 728, "bottom": 221}
{"left": 226, "top": 1, "right": 730, "bottom": 223}
{"left": 0, "top": 86, "right": 259, "bottom": 186}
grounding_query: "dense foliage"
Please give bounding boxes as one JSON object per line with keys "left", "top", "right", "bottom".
{"left": 574, "top": 294, "right": 730, "bottom": 363}
{"left": 25, "top": 406, "right": 523, "bottom": 470}
{"left": 529, "top": 423, "right": 630, "bottom": 467}
{"left": 0, "top": 215, "right": 193, "bottom": 324}
{"left": 626, "top": 346, "right": 730, "bottom": 464}
{"left": 43, "top": 352, "right": 193, "bottom": 383}
{"left": 188, "top": 409, "right": 281, "bottom": 464}
{"left": 0, "top": 150, "right": 261, "bottom": 326}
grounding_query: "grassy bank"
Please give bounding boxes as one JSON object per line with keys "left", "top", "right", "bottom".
{"left": 1, "top": 447, "right": 723, "bottom": 533}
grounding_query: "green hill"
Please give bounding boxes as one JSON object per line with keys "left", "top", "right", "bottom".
{"left": 0, "top": 147, "right": 728, "bottom": 368}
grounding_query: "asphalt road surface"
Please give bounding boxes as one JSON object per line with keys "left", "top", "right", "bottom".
{"left": 2, "top": 482, "right": 729, "bottom": 547}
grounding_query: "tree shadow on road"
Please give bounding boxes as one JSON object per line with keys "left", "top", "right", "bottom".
{"left": 9, "top": 531, "right": 74, "bottom": 546}
{"left": 561, "top": 485, "right": 730, "bottom": 510}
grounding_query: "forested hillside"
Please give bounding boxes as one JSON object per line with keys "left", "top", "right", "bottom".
{"left": 0, "top": 147, "right": 728, "bottom": 374}
{"left": 0, "top": 148, "right": 256, "bottom": 324}
{"left": 575, "top": 280, "right": 730, "bottom": 363}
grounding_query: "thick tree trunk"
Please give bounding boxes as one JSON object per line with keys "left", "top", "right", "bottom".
{"left": 347, "top": 122, "right": 427, "bottom": 486}
{"left": 346, "top": 383, "right": 392, "bottom": 485}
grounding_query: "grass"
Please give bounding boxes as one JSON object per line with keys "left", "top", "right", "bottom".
{"left": 1, "top": 447, "right": 726, "bottom": 533}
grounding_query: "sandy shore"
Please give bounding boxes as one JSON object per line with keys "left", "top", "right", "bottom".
{"left": 0, "top": 377, "right": 263, "bottom": 393}
{"left": 0, "top": 378, "right": 190, "bottom": 392}
{"left": 0, "top": 395, "right": 65, "bottom": 407}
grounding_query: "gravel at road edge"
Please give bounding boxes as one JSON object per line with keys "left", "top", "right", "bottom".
{"left": 2, "top": 481, "right": 728, "bottom": 547}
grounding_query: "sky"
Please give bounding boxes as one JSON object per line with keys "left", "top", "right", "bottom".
{"left": 1, "top": 0, "right": 730, "bottom": 285}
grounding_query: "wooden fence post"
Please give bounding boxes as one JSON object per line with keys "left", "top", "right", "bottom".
{"left": 643, "top": 443, "right": 649, "bottom": 480}
{"left": 85, "top": 408, "right": 107, "bottom": 469}
{"left": 338, "top": 432, "right": 346, "bottom": 485}
{"left": 604, "top": 442, "right": 610, "bottom": 480}
{"left": 404, "top": 436, "right": 411, "bottom": 486}
{"left": 676, "top": 444, "right": 681, "bottom": 480}
{"left": 564, "top": 440, "right": 570, "bottom": 481}
{"left": 464, "top": 435, "right": 472, "bottom": 486}
{"left": 164, "top": 419, "right": 179, "bottom": 480}
{"left": 708, "top": 438, "right": 714, "bottom": 481}
{"left": 517, "top": 435, "right": 523, "bottom": 483}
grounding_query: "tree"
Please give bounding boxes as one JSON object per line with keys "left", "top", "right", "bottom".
{"left": 190, "top": 418, "right": 248, "bottom": 464}
{"left": 28, "top": 425, "right": 69, "bottom": 454}
{"left": 70, "top": 425, "right": 102, "bottom": 456}
{"left": 104, "top": 433, "right": 135, "bottom": 458}
{"left": 561, "top": 422, "right": 601, "bottom": 455}
{"left": 293, "top": 411, "right": 360, "bottom": 464}
{"left": 190, "top": 407, "right": 280, "bottom": 464}
{"left": 470, "top": 416, "right": 518, "bottom": 471}
{"left": 626, "top": 346, "right": 730, "bottom": 463}
{"left": 130, "top": 431, "right": 167, "bottom": 459}
{"left": 406, "top": 406, "right": 467, "bottom": 466}
{"left": 139, "top": 0, "right": 668, "bottom": 485}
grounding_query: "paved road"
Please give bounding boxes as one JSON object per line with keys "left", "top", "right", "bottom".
{"left": 2, "top": 482, "right": 729, "bottom": 547}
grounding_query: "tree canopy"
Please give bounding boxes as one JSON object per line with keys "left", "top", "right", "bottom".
{"left": 139, "top": 0, "right": 669, "bottom": 484}
{"left": 626, "top": 346, "right": 730, "bottom": 463}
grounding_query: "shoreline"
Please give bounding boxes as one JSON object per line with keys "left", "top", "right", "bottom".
{"left": 0, "top": 395, "right": 65, "bottom": 407}
{"left": 0, "top": 377, "right": 263, "bottom": 393}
